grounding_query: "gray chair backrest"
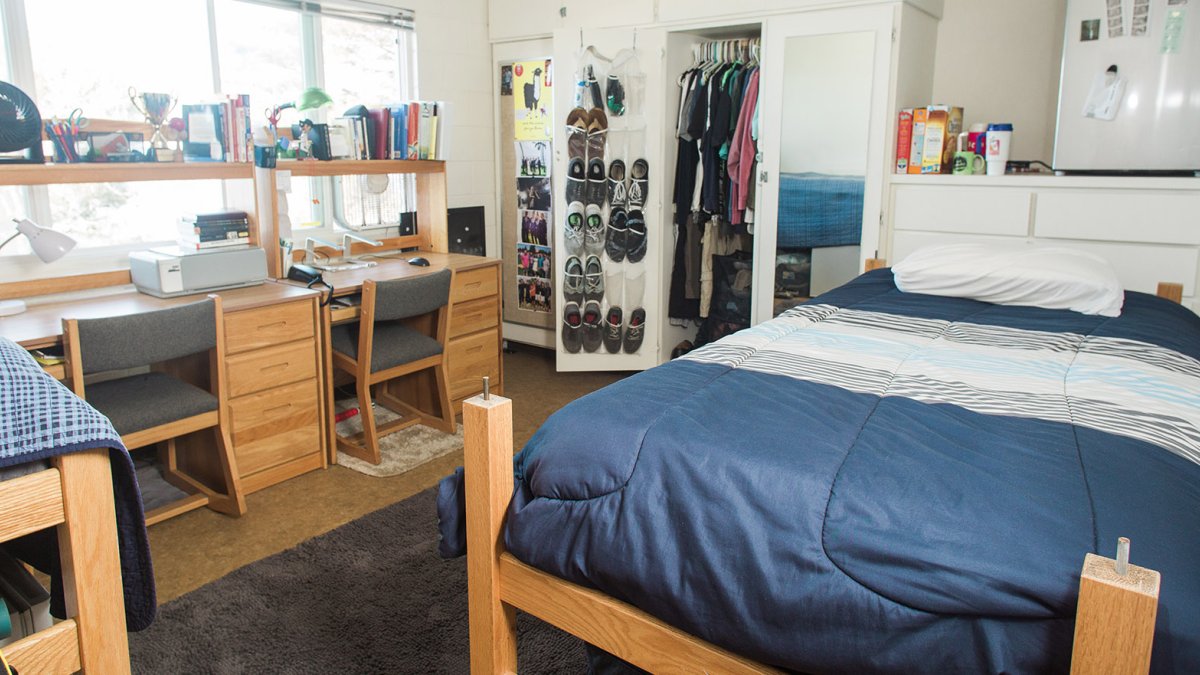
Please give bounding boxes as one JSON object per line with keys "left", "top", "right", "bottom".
{"left": 74, "top": 299, "right": 217, "bottom": 375}
{"left": 372, "top": 269, "right": 452, "bottom": 323}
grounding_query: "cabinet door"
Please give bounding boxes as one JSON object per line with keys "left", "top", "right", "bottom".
{"left": 753, "top": 6, "right": 894, "bottom": 324}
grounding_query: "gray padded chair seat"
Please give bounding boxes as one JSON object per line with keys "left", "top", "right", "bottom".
{"left": 330, "top": 320, "right": 444, "bottom": 373}
{"left": 87, "top": 372, "right": 218, "bottom": 436}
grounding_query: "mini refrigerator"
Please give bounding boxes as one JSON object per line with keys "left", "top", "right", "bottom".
{"left": 1054, "top": 0, "right": 1200, "bottom": 173}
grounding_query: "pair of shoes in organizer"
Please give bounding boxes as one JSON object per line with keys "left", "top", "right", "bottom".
{"left": 564, "top": 107, "right": 609, "bottom": 256}
{"left": 562, "top": 254, "right": 603, "bottom": 305}
{"left": 604, "top": 158, "right": 648, "bottom": 264}
{"left": 562, "top": 302, "right": 643, "bottom": 354}
{"left": 601, "top": 306, "right": 645, "bottom": 354}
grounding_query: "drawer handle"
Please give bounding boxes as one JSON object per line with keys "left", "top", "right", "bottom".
{"left": 466, "top": 345, "right": 484, "bottom": 354}
{"left": 261, "top": 362, "right": 290, "bottom": 373}
{"left": 464, "top": 281, "right": 482, "bottom": 289}
{"left": 257, "top": 320, "right": 288, "bottom": 331}
{"left": 263, "top": 404, "right": 292, "bottom": 416}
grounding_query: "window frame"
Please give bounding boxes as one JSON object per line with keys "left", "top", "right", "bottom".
{"left": 0, "top": 0, "right": 416, "bottom": 279}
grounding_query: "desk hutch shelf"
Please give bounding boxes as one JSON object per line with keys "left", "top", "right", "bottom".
{"left": 0, "top": 162, "right": 253, "bottom": 186}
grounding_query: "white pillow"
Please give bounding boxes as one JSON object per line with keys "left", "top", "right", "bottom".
{"left": 892, "top": 244, "right": 1125, "bottom": 317}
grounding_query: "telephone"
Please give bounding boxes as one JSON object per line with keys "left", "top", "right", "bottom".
{"left": 287, "top": 263, "right": 334, "bottom": 305}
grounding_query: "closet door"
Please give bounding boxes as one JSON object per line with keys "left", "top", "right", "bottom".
{"left": 753, "top": 6, "right": 894, "bottom": 324}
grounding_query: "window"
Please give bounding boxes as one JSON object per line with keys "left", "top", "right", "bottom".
{"left": 0, "top": 0, "right": 416, "bottom": 273}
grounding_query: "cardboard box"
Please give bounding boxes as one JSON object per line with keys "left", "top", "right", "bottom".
{"left": 920, "top": 105, "right": 963, "bottom": 174}
{"left": 907, "top": 108, "right": 927, "bottom": 174}
{"left": 895, "top": 109, "right": 913, "bottom": 173}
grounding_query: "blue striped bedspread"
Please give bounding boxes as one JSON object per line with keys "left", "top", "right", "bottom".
{"left": 439, "top": 270, "right": 1200, "bottom": 673}
{"left": 0, "top": 337, "right": 156, "bottom": 631}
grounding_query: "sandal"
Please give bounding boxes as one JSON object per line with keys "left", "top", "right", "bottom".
{"left": 565, "top": 107, "right": 588, "bottom": 162}
{"left": 607, "top": 159, "right": 627, "bottom": 208}
{"left": 586, "top": 107, "right": 608, "bottom": 163}
{"left": 565, "top": 157, "right": 586, "bottom": 205}
{"left": 585, "top": 158, "right": 606, "bottom": 208}
{"left": 628, "top": 158, "right": 648, "bottom": 208}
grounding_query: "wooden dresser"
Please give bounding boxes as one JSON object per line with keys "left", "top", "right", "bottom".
{"left": 446, "top": 259, "right": 503, "bottom": 411}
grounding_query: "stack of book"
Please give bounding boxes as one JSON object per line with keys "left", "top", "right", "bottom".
{"left": 330, "top": 101, "right": 447, "bottom": 161}
{"left": 895, "top": 105, "right": 963, "bottom": 174}
{"left": 0, "top": 549, "right": 51, "bottom": 646}
{"left": 179, "top": 211, "right": 251, "bottom": 250}
{"left": 182, "top": 95, "right": 252, "bottom": 163}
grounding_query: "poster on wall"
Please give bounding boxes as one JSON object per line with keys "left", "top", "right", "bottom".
{"left": 516, "top": 141, "right": 549, "bottom": 177}
{"left": 512, "top": 60, "right": 554, "bottom": 141}
{"left": 517, "top": 243, "right": 552, "bottom": 313}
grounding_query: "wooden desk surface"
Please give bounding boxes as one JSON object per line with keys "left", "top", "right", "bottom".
{"left": 0, "top": 283, "right": 319, "bottom": 349}
{"left": 281, "top": 252, "right": 501, "bottom": 298}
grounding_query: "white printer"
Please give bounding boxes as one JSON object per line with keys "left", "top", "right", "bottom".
{"left": 130, "top": 246, "right": 267, "bottom": 298}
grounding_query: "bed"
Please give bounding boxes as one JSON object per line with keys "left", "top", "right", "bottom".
{"left": 0, "top": 337, "right": 155, "bottom": 673}
{"left": 440, "top": 267, "right": 1196, "bottom": 673}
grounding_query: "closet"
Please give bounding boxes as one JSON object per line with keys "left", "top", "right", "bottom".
{"left": 509, "top": 0, "right": 941, "bottom": 369}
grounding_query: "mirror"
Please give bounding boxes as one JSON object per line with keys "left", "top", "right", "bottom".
{"left": 772, "top": 31, "right": 874, "bottom": 315}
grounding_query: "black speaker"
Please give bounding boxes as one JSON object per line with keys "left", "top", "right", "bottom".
{"left": 448, "top": 206, "right": 485, "bottom": 256}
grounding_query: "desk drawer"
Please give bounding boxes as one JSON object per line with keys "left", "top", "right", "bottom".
{"left": 451, "top": 266, "right": 498, "bottom": 304}
{"left": 229, "top": 379, "right": 322, "bottom": 476}
{"left": 224, "top": 300, "right": 314, "bottom": 355}
{"left": 226, "top": 339, "right": 316, "bottom": 398}
{"left": 447, "top": 328, "right": 500, "bottom": 400}
{"left": 449, "top": 296, "right": 499, "bottom": 339}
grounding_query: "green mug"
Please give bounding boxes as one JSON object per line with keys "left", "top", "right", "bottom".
{"left": 953, "top": 151, "right": 984, "bottom": 176}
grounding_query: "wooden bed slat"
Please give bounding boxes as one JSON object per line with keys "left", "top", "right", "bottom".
{"left": 4, "top": 619, "right": 82, "bottom": 674}
{"left": 1070, "top": 552, "right": 1160, "bottom": 674}
{"left": 500, "top": 554, "right": 782, "bottom": 674}
{"left": 0, "top": 468, "right": 65, "bottom": 541}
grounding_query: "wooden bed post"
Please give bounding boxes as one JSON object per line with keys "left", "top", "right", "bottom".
{"left": 464, "top": 382, "right": 518, "bottom": 675}
{"left": 1070, "top": 541, "right": 1160, "bottom": 674}
{"left": 864, "top": 258, "right": 886, "bottom": 272}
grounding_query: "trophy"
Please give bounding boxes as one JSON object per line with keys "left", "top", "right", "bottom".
{"left": 129, "top": 88, "right": 177, "bottom": 162}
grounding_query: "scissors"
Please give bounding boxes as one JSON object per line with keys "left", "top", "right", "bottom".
{"left": 64, "top": 108, "right": 88, "bottom": 134}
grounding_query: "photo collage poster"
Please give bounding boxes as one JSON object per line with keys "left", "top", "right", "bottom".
{"left": 511, "top": 60, "right": 554, "bottom": 314}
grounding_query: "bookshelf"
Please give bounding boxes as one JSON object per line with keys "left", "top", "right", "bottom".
{"left": 0, "top": 162, "right": 252, "bottom": 186}
{"left": 279, "top": 158, "right": 444, "bottom": 177}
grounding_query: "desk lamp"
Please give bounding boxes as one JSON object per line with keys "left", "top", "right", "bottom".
{"left": 266, "top": 87, "right": 333, "bottom": 140}
{"left": 0, "top": 218, "right": 77, "bottom": 317}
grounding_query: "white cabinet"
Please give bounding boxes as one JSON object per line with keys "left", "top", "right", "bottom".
{"left": 887, "top": 175, "right": 1200, "bottom": 311}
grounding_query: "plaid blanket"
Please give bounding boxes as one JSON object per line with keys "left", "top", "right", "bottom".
{"left": 0, "top": 337, "right": 156, "bottom": 631}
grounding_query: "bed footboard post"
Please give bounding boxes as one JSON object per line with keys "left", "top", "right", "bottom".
{"left": 464, "top": 389, "right": 519, "bottom": 675}
{"left": 1070, "top": 546, "right": 1160, "bottom": 675}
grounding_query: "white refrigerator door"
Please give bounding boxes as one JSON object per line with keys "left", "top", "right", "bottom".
{"left": 1054, "top": 0, "right": 1200, "bottom": 172}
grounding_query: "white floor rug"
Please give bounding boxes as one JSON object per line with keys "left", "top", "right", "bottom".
{"left": 335, "top": 399, "right": 463, "bottom": 478}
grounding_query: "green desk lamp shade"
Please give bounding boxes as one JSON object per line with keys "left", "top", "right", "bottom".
{"left": 295, "top": 87, "right": 333, "bottom": 111}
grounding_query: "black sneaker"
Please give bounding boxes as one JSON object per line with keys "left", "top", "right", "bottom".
{"left": 628, "top": 158, "right": 649, "bottom": 208}
{"left": 623, "top": 307, "right": 645, "bottom": 354}
{"left": 605, "top": 208, "right": 627, "bottom": 263}
{"left": 625, "top": 210, "right": 646, "bottom": 263}
{"left": 603, "top": 306, "right": 623, "bottom": 353}
{"left": 607, "top": 159, "right": 627, "bottom": 208}
{"left": 585, "top": 157, "right": 606, "bottom": 207}
{"left": 563, "top": 256, "right": 584, "bottom": 304}
{"left": 562, "top": 302, "right": 583, "bottom": 353}
{"left": 581, "top": 301, "right": 603, "bottom": 353}
{"left": 565, "top": 157, "right": 586, "bottom": 205}
{"left": 583, "top": 254, "right": 604, "bottom": 302}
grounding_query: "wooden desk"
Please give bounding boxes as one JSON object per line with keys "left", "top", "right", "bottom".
{"left": 280, "top": 252, "right": 503, "bottom": 461}
{"left": 0, "top": 283, "right": 329, "bottom": 494}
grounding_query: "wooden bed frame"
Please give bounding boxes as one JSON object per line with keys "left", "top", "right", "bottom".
{"left": 0, "top": 451, "right": 130, "bottom": 673}
{"left": 463, "top": 265, "right": 1183, "bottom": 675}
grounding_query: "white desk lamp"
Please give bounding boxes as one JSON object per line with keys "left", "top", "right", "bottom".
{"left": 0, "top": 218, "right": 77, "bottom": 317}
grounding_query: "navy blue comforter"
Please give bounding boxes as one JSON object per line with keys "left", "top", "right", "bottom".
{"left": 439, "top": 270, "right": 1200, "bottom": 673}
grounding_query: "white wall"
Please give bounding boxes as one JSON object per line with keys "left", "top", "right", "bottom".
{"left": 929, "top": 0, "right": 1067, "bottom": 163}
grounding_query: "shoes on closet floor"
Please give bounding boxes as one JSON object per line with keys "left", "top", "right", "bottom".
{"left": 623, "top": 308, "right": 645, "bottom": 354}
{"left": 603, "top": 306, "right": 623, "bottom": 353}
{"left": 625, "top": 210, "right": 646, "bottom": 263}
{"left": 564, "top": 201, "right": 585, "bottom": 255}
{"left": 563, "top": 256, "right": 584, "bottom": 304}
{"left": 606, "top": 208, "right": 627, "bottom": 263}
{"left": 583, "top": 255, "right": 605, "bottom": 302}
{"left": 629, "top": 159, "right": 649, "bottom": 208}
{"left": 584, "top": 205, "right": 605, "bottom": 253}
{"left": 586, "top": 158, "right": 606, "bottom": 207}
{"left": 607, "top": 159, "right": 627, "bottom": 208}
{"left": 566, "top": 157, "right": 587, "bottom": 205}
{"left": 581, "top": 300, "right": 603, "bottom": 353}
{"left": 562, "top": 302, "right": 583, "bottom": 353}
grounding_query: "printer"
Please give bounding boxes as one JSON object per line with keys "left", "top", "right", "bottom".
{"left": 130, "top": 246, "right": 267, "bottom": 298}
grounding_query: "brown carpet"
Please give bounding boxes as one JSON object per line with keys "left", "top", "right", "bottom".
{"left": 128, "top": 488, "right": 587, "bottom": 673}
{"left": 147, "top": 346, "right": 626, "bottom": 603}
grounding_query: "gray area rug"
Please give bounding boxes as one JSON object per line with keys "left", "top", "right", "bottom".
{"left": 129, "top": 488, "right": 587, "bottom": 673}
{"left": 335, "top": 399, "right": 464, "bottom": 477}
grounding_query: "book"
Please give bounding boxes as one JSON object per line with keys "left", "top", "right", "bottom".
{"left": 895, "top": 109, "right": 913, "bottom": 173}
{"left": 907, "top": 107, "right": 927, "bottom": 175}
{"left": 418, "top": 102, "right": 435, "bottom": 160}
{"left": 179, "top": 228, "right": 249, "bottom": 243}
{"left": 32, "top": 345, "right": 64, "bottom": 366}
{"left": 183, "top": 103, "right": 227, "bottom": 162}
{"left": 369, "top": 108, "right": 389, "bottom": 159}
{"left": 178, "top": 238, "right": 251, "bottom": 250}
{"left": 182, "top": 210, "right": 249, "bottom": 223}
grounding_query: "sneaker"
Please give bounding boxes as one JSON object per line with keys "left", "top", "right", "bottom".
{"left": 603, "top": 306, "right": 623, "bottom": 353}
{"left": 584, "top": 204, "right": 605, "bottom": 253}
{"left": 565, "top": 157, "right": 586, "bottom": 205}
{"left": 563, "top": 256, "right": 584, "bottom": 304}
{"left": 585, "top": 158, "right": 606, "bottom": 207}
{"left": 583, "top": 254, "right": 604, "bottom": 302}
{"left": 625, "top": 210, "right": 646, "bottom": 263}
{"left": 607, "top": 159, "right": 627, "bottom": 208}
{"left": 562, "top": 302, "right": 583, "bottom": 353}
{"left": 605, "top": 208, "right": 628, "bottom": 263}
{"left": 628, "top": 158, "right": 648, "bottom": 208}
{"left": 623, "top": 307, "right": 645, "bottom": 354}
{"left": 581, "top": 301, "right": 603, "bottom": 353}
{"left": 564, "top": 201, "right": 585, "bottom": 254}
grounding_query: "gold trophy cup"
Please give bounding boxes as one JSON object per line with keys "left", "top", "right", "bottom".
{"left": 129, "top": 88, "right": 178, "bottom": 162}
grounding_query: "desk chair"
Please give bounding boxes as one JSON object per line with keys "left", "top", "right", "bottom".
{"left": 62, "top": 296, "right": 246, "bottom": 525}
{"left": 331, "top": 269, "right": 456, "bottom": 465}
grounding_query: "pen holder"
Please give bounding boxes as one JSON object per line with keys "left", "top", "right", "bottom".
{"left": 254, "top": 145, "right": 277, "bottom": 168}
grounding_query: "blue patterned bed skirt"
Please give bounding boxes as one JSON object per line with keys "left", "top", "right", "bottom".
{"left": 776, "top": 172, "right": 864, "bottom": 249}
